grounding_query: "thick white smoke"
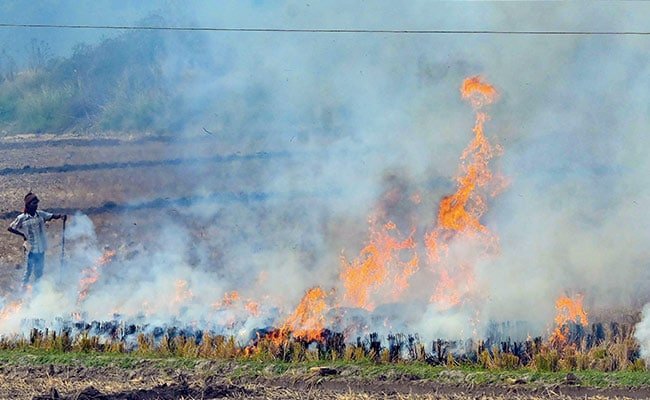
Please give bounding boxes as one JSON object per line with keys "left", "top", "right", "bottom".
{"left": 635, "top": 304, "right": 650, "bottom": 361}
{"left": 1, "top": 1, "right": 649, "bottom": 345}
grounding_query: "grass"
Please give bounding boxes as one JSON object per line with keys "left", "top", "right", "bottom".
{"left": 0, "top": 347, "right": 196, "bottom": 369}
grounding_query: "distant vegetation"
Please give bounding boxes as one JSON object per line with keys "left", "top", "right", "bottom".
{"left": 0, "top": 22, "right": 352, "bottom": 140}
{"left": 0, "top": 29, "right": 176, "bottom": 135}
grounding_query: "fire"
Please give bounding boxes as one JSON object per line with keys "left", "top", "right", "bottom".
{"left": 77, "top": 249, "right": 116, "bottom": 304}
{"left": 338, "top": 76, "right": 503, "bottom": 313}
{"left": 437, "top": 79, "right": 498, "bottom": 238}
{"left": 0, "top": 300, "right": 22, "bottom": 322}
{"left": 0, "top": 285, "right": 31, "bottom": 325}
{"left": 0, "top": 76, "right": 513, "bottom": 346}
{"left": 551, "top": 294, "right": 589, "bottom": 344}
{"left": 245, "top": 300, "right": 260, "bottom": 316}
{"left": 212, "top": 291, "right": 261, "bottom": 317}
{"left": 461, "top": 76, "right": 498, "bottom": 108}
{"left": 341, "top": 216, "right": 418, "bottom": 311}
{"left": 212, "top": 291, "right": 240, "bottom": 309}
{"left": 277, "top": 287, "right": 329, "bottom": 342}
{"left": 430, "top": 267, "right": 465, "bottom": 309}
{"left": 425, "top": 76, "right": 503, "bottom": 308}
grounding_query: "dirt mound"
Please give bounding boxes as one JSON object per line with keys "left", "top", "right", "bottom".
{"left": 33, "top": 383, "right": 253, "bottom": 400}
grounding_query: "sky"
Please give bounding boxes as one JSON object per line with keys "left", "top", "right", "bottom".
{"left": 1, "top": 1, "right": 649, "bottom": 59}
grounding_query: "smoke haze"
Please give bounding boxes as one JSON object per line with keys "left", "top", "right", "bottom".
{"left": 0, "top": 1, "right": 649, "bottom": 347}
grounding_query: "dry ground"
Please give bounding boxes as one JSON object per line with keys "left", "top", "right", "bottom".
{"left": 0, "top": 133, "right": 293, "bottom": 295}
{"left": 5, "top": 361, "right": 650, "bottom": 400}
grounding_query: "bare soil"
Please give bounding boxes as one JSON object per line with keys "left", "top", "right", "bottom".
{"left": 2, "top": 361, "right": 647, "bottom": 399}
{"left": 0, "top": 133, "right": 287, "bottom": 295}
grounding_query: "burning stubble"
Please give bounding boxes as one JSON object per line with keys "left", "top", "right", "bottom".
{"left": 0, "top": 73, "right": 646, "bottom": 360}
{"left": 0, "top": 77, "right": 511, "bottom": 343}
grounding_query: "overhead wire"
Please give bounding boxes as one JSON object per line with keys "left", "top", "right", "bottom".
{"left": 0, "top": 22, "right": 648, "bottom": 35}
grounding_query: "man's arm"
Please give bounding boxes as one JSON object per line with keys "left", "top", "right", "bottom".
{"left": 8, "top": 215, "right": 26, "bottom": 240}
{"left": 7, "top": 227, "right": 26, "bottom": 241}
{"left": 40, "top": 211, "right": 66, "bottom": 221}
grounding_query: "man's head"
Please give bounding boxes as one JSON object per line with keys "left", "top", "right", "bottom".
{"left": 24, "top": 192, "right": 39, "bottom": 214}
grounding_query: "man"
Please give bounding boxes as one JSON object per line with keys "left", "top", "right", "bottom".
{"left": 7, "top": 192, "right": 66, "bottom": 287}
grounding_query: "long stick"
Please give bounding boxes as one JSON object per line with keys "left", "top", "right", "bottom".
{"left": 59, "top": 217, "right": 66, "bottom": 284}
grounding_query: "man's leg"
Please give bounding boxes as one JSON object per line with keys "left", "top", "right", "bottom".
{"left": 33, "top": 253, "right": 45, "bottom": 281}
{"left": 22, "top": 252, "right": 34, "bottom": 287}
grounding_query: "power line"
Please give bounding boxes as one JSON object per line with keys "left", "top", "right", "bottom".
{"left": 0, "top": 22, "right": 648, "bottom": 35}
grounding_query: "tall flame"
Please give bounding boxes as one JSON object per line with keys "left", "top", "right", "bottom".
{"left": 337, "top": 76, "right": 503, "bottom": 314}
{"left": 425, "top": 76, "right": 503, "bottom": 309}
{"left": 437, "top": 76, "right": 498, "bottom": 239}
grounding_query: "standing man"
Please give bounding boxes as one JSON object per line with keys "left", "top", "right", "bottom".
{"left": 7, "top": 192, "right": 66, "bottom": 287}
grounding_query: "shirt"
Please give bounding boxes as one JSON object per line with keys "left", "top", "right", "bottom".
{"left": 9, "top": 210, "right": 54, "bottom": 253}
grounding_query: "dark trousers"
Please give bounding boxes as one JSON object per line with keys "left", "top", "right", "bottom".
{"left": 23, "top": 251, "right": 45, "bottom": 286}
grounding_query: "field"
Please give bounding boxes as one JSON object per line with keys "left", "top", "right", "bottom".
{"left": 0, "top": 133, "right": 290, "bottom": 294}
{"left": 0, "top": 134, "right": 649, "bottom": 399}
{"left": 2, "top": 348, "right": 650, "bottom": 399}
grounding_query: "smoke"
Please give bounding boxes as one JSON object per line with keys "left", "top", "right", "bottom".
{"left": 635, "top": 304, "right": 650, "bottom": 361}
{"left": 1, "top": 1, "right": 650, "bottom": 344}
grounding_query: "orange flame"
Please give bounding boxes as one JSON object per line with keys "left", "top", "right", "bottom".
{"left": 551, "top": 294, "right": 588, "bottom": 344}
{"left": 277, "top": 287, "right": 329, "bottom": 342}
{"left": 425, "top": 76, "right": 503, "bottom": 308}
{"left": 341, "top": 217, "right": 418, "bottom": 311}
{"left": 461, "top": 76, "right": 498, "bottom": 109}
{"left": 0, "top": 300, "right": 23, "bottom": 322}
{"left": 0, "top": 285, "right": 32, "bottom": 325}
{"left": 212, "top": 291, "right": 240, "bottom": 309}
{"left": 77, "top": 249, "right": 116, "bottom": 305}
{"left": 429, "top": 266, "right": 475, "bottom": 310}
{"left": 245, "top": 300, "right": 260, "bottom": 317}
{"left": 212, "top": 291, "right": 260, "bottom": 317}
{"left": 437, "top": 105, "right": 497, "bottom": 235}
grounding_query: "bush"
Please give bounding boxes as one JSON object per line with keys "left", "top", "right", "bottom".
{"left": 15, "top": 84, "right": 75, "bottom": 133}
